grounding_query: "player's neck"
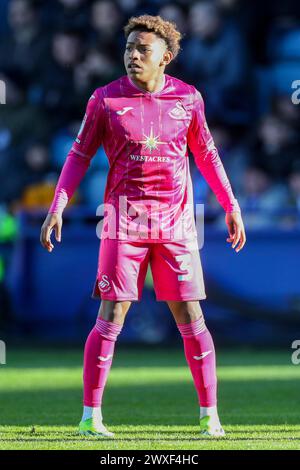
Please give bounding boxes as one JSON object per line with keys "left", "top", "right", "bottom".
{"left": 128, "top": 73, "right": 165, "bottom": 94}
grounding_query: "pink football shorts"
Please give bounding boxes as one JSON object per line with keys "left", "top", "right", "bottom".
{"left": 92, "top": 238, "right": 206, "bottom": 302}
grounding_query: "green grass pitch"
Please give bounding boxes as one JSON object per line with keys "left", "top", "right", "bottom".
{"left": 0, "top": 347, "right": 300, "bottom": 450}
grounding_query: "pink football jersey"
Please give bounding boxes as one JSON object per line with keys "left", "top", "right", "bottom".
{"left": 49, "top": 74, "right": 240, "bottom": 242}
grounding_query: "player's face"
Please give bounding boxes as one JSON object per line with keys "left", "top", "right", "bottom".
{"left": 124, "top": 31, "right": 171, "bottom": 82}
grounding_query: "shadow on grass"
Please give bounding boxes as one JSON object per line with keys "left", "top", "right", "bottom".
{"left": 0, "top": 377, "right": 299, "bottom": 427}
{"left": 3, "top": 348, "right": 294, "bottom": 369}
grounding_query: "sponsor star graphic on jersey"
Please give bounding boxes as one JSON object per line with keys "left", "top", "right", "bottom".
{"left": 138, "top": 122, "right": 167, "bottom": 153}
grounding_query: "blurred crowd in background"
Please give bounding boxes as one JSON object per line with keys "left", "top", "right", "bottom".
{"left": 1, "top": 0, "right": 300, "bottom": 339}
{"left": 0, "top": 0, "right": 300, "bottom": 233}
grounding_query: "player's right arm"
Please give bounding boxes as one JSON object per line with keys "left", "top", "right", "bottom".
{"left": 40, "top": 89, "right": 105, "bottom": 252}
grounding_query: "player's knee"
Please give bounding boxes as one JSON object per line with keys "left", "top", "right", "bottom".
{"left": 173, "top": 301, "right": 205, "bottom": 325}
{"left": 98, "top": 300, "right": 129, "bottom": 325}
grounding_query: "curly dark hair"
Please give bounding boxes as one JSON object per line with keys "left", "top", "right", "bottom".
{"left": 124, "top": 14, "right": 182, "bottom": 59}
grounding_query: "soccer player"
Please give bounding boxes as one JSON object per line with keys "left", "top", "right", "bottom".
{"left": 40, "top": 15, "right": 246, "bottom": 438}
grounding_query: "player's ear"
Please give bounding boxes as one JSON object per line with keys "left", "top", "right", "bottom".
{"left": 160, "top": 50, "right": 173, "bottom": 66}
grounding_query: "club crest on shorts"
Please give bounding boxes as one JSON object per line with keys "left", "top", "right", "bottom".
{"left": 98, "top": 274, "right": 111, "bottom": 292}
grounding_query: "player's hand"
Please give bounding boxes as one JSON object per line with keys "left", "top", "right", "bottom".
{"left": 225, "top": 211, "right": 246, "bottom": 253}
{"left": 40, "top": 213, "right": 62, "bottom": 253}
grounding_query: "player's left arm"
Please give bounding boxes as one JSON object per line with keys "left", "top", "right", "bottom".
{"left": 225, "top": 211, "right": 246, "bottom": 253}
{"left": 187, "top": 87, "right": 246, "bottom": 253}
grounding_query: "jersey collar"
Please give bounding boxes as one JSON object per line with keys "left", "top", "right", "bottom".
{"left": 126, "top": 74, "right": 166, "bottom": 96}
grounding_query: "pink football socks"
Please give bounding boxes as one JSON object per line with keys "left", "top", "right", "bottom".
{"left": 83, "top": 317, "right": 122, "bottom": 407}
{"left": 177, "top": 317, "right": 217, "bottom": 407}
{"left": 83, "top": 316, "right": 217, "bottom": 411}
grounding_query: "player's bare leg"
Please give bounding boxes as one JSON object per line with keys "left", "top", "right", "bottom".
{"left": 167, "top": 300, "right": 225, "bottom": 437}
{"left": 79, "top": 300, "right": 131, "bottom": 437}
